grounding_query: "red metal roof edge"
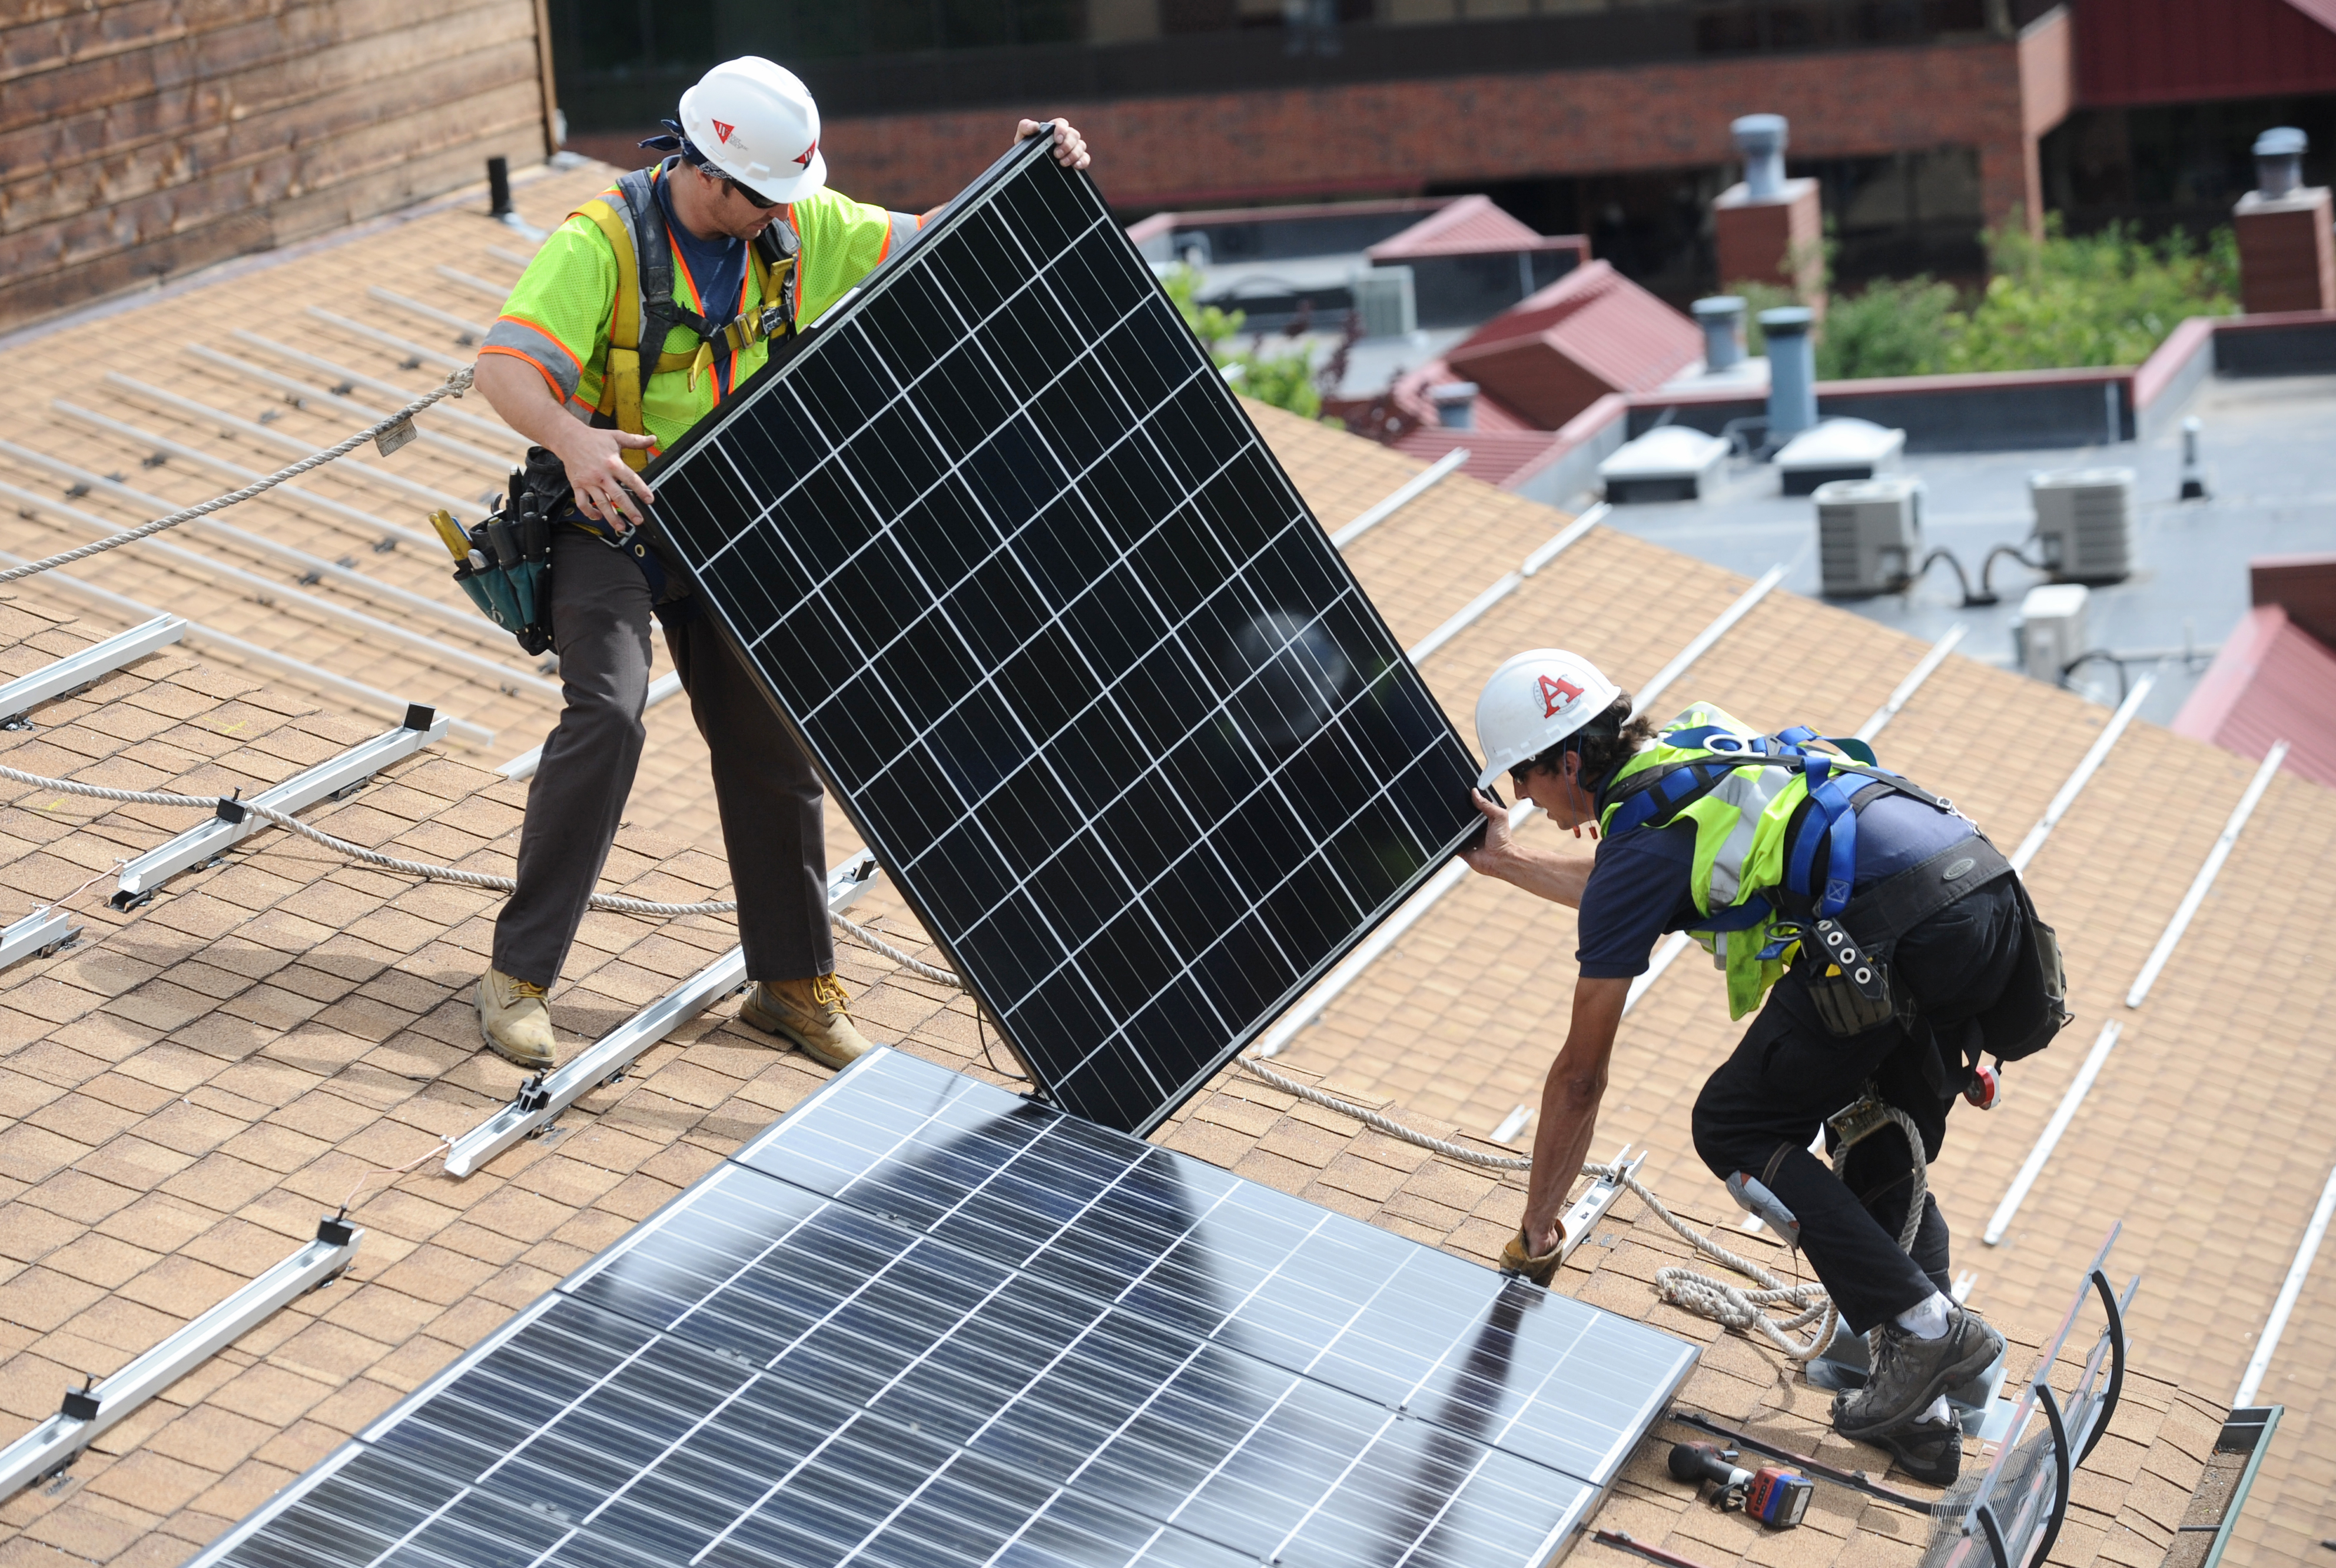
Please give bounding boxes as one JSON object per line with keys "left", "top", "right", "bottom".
{"left": 1122, "top": 196, "right": 1455, "bottom": 242}
{"left": 2171, "top": 603, "right": 2288, "bottom": 743}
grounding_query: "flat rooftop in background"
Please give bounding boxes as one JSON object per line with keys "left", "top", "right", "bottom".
{"left": 1592, "top": 373, "right": 2336, "bottom": 726}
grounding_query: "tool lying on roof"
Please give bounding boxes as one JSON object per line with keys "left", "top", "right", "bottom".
{"left": 1593, "top": 1530, "right": 1722, "bottom": 1568}
{"left": 1669, "top": 1410, "right": 1944, "bottom": 1517}
{"left": 112, "top": 706, "right": 451, "bottom": 909}
{"left": 1668, "top": 1442, "right": 1813, "bottom": 1527}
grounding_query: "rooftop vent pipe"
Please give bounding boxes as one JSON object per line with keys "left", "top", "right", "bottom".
{"left": 2252, "top": 127, "right": 2307, "bottom": 200}
{"left": 1692, "top": 297, "right": 1746, "bottom": 371}
{"left": 1430, "top": 381, "right": 1479, "bottom": 430}
{"left": 1733, "top": 114, "right": 1788, "bottom": 201}
{"left": 1760, "top": 306, "right": 1816, "bottom": 444}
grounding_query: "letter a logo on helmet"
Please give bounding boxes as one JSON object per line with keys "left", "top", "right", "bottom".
{"left": 1472, "top": 649, "right": 1623, "bottom": 789}
{"left": 1538, "top": 673, "right": 1584, "bottom": 718}
{"left": 712, "top": 119, "right": 735, "bottom": 143}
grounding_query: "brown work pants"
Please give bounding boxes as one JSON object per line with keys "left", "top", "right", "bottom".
{"left": 490, "top": 529, "right": 834, "bottom": 988}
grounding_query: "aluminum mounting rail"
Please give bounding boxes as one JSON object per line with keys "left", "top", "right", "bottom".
{"left": 0, "top": 444, "right": 489, "bottom": 644}
{"left": 1634, "top": 563, "right": 1788, "bottom": 716}
{"left": 443, "top": 851, "right": 884, "bottom": 1177}
{"left": 0, "top": 1217, "right": 361, "bottom": 1501}
{"left": 1982, "top": 1020, "right": 2122, "bottom": 1246}
{"left": 112, "top": 706, "right": 451, "bottom": 908}
{"left": 1403, "top": 506, "right": 1605, "bottom": 666}
{"left": 305, "top": 308, "right": 470, "bottom": 374}
{"left": 1558, "top": 1147, "right": 1644, "bottom": 1263}
{"left": 2234, "top": 1161, "right": 2336, "bottom": 1406}
{"left": 49, "top": 399, "right": 437, "bottom": 553}
{"left": 0, "top": 614, "right": 183, "bottom": 727}
{"left": 103, "top": 374, "right": 480, "bottom": 520}
{"left": 0, "top": 906, "right": 81, "bottom": 976}
{"left": 228, "top": 331, "right": 525, "bottom": 451}
{"left": 1329, "top": 447, "right": 1471, "bottom": 550}
{"left": 1622, "top": 619, "right": 1971, "bottom": 1021}
{"left": 0, "top": 482, "right": 558, "bottom": 702}
{"left": 0, "top": 552, "right": 493, "bottom": 748}
{"left": 184, "top": 345, "right": 515, "bottom": 475}
{"left": 366, "top": 287, "right": 487, "bottom": 343}
{"left": 1260, "top": 561, "right": 1779, "bottom": 1057}
{"left": 434, "top": 265, "right": 517, "bottom": 305}
{"left": 2006, "top": 672, "right": 2156, "bottom": 875}
{"left": 486, "top": 244, "right": 539, "bottom": 269}
{"left": 495, "top": 672, "right": 683, "bottom": 780}
{"left": 2124, "top": 740, "right": 2287, "bottom": 1008}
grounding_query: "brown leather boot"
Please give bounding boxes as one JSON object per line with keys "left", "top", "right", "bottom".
{"left": 476, "top": 967, "right": 554, "bottom": 1069}
{"left": 738, "top": 972, "right": 875, "bottom": 1069}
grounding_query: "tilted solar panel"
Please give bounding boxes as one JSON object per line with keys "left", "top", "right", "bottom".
{"left": 194, "top": 1050, "right": 1698, "bottom": 1568}
{"left": 643, "top": 134, "right": 1482, "bottom": 1134}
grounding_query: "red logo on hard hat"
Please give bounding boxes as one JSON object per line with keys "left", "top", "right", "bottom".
{"left": 1538, "top": 674, "right": 1584, "bottom": 717}
{"left": 712, "top": 119, "right": 735, "bottom": 143}
{"left": 795, "top": 139, "right": 818, "bottom": 168}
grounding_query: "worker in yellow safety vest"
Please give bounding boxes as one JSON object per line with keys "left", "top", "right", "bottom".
{"left": 471, "top": 55, "right": 1089, "bottom": 1075}
{"left": 1459, "top": 649, "right": 2069, "bottom": 1486}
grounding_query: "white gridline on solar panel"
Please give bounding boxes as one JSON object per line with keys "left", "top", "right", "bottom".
{"left": 665, "top": 223, "right": 1461, "bottom": 1084}
{"left": 565, "top": 1171, "right": 1575, "bottom": 1568}
{"left": 765, "top": 1064, "right": 1620, "bottom": 1459}
{"left": 429, "top": 1200, "right": 1528, "bottom": 1568}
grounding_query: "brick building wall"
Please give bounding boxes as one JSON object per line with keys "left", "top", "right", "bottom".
{"left": 793, "top": 22, "right": 2075, "bottom": 231}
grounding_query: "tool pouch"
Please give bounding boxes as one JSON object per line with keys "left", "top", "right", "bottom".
{"left": 437, "top": 461, "right": 559, "bottom": 656}
{"left": 1804, "top": 918, "right": 1898, "bottom": 1037}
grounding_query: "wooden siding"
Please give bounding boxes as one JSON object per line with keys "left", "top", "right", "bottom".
{"left": 0, "top": 0, "right": 556, "bottom": 331}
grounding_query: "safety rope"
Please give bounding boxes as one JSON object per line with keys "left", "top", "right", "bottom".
{"left": 0, "top": 367, "right": 476, "bottom": 584}
{"left": 1, "top": 753, "right": 1922, "bottom": 1364}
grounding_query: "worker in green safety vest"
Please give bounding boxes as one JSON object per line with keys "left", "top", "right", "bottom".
{"left": 1459, "top": 648, "right": 2068, "bottom": 1486}
{"left": 471, "top": 55, "right": 1089, "bottom": 1077}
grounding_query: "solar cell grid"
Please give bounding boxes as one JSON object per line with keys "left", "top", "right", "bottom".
{"left": 199, "top": 1052, "right": 1693, "bottom": 1568}
{"left": 644, "top": 135, "right": 1482, "bottom": 1133}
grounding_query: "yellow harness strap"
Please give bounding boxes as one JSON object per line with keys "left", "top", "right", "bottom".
{"left": 582, "top": 196, "right": 787, "bottom": 463}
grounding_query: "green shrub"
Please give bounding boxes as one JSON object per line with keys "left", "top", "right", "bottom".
{"left": 1160, "top": 262, "right": 1324, "bottom": 419}
{"left": 1731, "top": 215, "right": 2237, "bottom": 381}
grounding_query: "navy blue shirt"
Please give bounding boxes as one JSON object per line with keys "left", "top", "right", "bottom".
{"left": 653, "top": 175, "right": 748, "bottom": 327}
{"left": 1576, "top": 785, "right": 1976, "bottom": 978}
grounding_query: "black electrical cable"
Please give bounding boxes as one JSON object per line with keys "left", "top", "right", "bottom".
{"left": 2060, "top": 649, "right": 2131, "bottom": 702}
{"left": 1981, "top": 541, "right": 2048, "bottom": 600}
{"left": 1913, "top": 547, "right": 1993, "bottom": 606}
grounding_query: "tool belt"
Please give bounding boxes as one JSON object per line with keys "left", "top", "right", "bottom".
{"left": 1793, "top": 834, "right": 2068, "bottom": 1069}
{"left": 429, "top": 462, "right": 555, "bottom": 656}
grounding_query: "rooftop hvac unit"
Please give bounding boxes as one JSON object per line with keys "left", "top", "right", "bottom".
{"left": 2029, "top": 467, "right": 2133, "bottom": 584}
{"left": 1814, "top": 476, "right": 1922, "bottom": 597}
{"left": 1776, "top": 417, "right": 1905, "bottom": 496}
{"left": 2016, "top": 583, "right": 2090, "bottom": 684}
{"left": 1349, "top": 267, "right": 1416, "bottom": 339}
{"left": 1599, "top": 425, "right": 1729, "bottom": 503}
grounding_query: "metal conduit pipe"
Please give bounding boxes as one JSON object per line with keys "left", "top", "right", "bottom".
{"left": 0, "top": 443, "right": 494, "bottom": 646}
{"left": 305, "top": 308, "right": 470, "bottom": 374}
{"left": 229, "top": 332, "right": 526, "bottom": 451}
{"left": 104, "top": 374, "right": 480, "bottom": 520}
{"left": 0, "top": 549, "right": 493, "bottom": 747}
{"left": 184, "top": 346, "right": 516, "bottom": 476}
{"left": 49, "top": 400, "right": 437, "bottom": 554}
{"left": 0, "top": 481, "right": 559, "bottom": 702}
{"left": 367, "top": 288, "right": 488, "bottom": 343}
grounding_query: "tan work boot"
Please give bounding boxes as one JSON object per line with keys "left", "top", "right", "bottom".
{"left": 477, "top": 967, "right": 555, "bottom": 1070}
{"left": 738, "top": 972, "right": 875, "bottom": 1069}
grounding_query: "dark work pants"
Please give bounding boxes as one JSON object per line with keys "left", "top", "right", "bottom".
{"left": 1689, "top": 877, "right": 2025, "bottom": 1335}
{"left": 491, "top": 529, "right": 834, "bottom": 988}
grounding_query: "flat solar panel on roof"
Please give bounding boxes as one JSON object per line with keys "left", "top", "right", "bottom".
{"left": 643, "top": 134, "right": 1482, "bottom": 1134}
{"left": 195, "top": 1051, "right": 1697, "bottom": 1568}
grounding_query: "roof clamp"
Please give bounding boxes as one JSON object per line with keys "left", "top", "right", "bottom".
{"left": 58, "top": 1377, "right": 99, "bottom": 1424}
{"left": 515, "top": 1074, "right": 551, "bottom": 1114}
{"left": 214, "top": 789, "right": 247, "bottom": 826}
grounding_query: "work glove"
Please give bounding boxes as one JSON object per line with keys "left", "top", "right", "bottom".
{"left": 1499, "top": 1224, "right": 1565, "bottom": 1287}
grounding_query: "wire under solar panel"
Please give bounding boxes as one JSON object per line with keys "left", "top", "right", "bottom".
{"left": 643, "top": 134, "right": 1483, "bottom": 1134}
{"left": 197, "top": 1050, "right": 1697, "bottom": 1568}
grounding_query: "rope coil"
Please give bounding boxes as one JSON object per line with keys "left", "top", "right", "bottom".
{"left": 0, "top": 367, "right": 476, "bottom": 585}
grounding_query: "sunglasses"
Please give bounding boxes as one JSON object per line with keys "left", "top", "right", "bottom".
{"left": 721, "top": 173, "right": 784, "bottom": 211}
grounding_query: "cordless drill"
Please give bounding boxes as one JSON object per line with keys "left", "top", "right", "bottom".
{"left": 1667, "top": 1442, "right": 1813, "bottom": 1528}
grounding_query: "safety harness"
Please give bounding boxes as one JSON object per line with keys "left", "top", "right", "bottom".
{"left": 572, "top": 161, "right": 800, "bottom": 469}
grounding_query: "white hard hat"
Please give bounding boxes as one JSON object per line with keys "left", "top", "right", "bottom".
{"left": 1472, "top": 649, "right": 1622, "bottom": 789}
{"left": 678, "top": 57, "right": 826, "bottom": 205}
